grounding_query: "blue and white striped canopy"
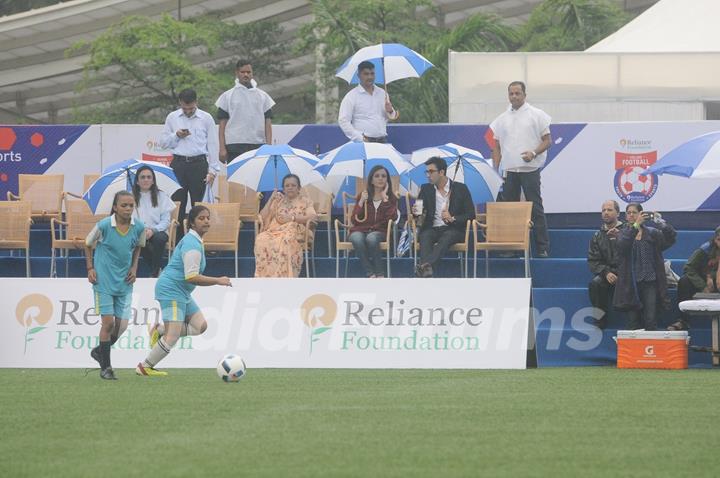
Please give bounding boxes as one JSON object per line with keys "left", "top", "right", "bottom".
{"left": 315, "top": 141, "right": 413, "bottom": 179}
{"left": 644, "top": 131, "right": 720, "bottom": 179}
{"left": 83, "top": 159, "right": 181, "bottom": 214}
{"left": 336, "top": 43, "right": 434, "bottom": 85}
{"left": 226, "top": 144, "right": 323, "bottom": 191}
{"left": 403, "top": 143, "right": 502, "bottom": 205}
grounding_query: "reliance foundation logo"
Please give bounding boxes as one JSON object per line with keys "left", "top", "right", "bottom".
{"left": 300, "top": 294, "right": 338, "bottom": 355}
{"left": 16, "top": 294, "right": 53, "bottom": 354}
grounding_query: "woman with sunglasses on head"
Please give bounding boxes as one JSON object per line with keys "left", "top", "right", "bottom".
{"left": 132, "top": 165, "right": 176, "bottom": 277}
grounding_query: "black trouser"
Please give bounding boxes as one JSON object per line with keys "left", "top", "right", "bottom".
{"left": 677, "top": 275, "right": 703, "bottom": 324}
{"left": 626, "top": 280, "right": 658, "bottom": 330}
{"left": 502, "top": 170, "right": 549, "bottom": 253}
{"left": 141, "top": 231, "right": 168, "bottom": 276}
{"left": 170, "top": 155, "right": 208, "bottom": 233}
{"left": 225, "top": 143, "right": 263, "bottom": 163}
{"left": 588, "top": 274, "right": 615, "bottom": 320}
{"left": 419, "top": 226, "right": 464, "bottom": 268}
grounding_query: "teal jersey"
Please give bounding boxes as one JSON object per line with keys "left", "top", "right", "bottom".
{"left": 87, "top": 215, "right": 145, "bottom": 296}
{"left": 155, "top": 229, "right": 206, "bottom": 303}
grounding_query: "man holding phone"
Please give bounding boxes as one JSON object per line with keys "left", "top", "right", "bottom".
{"left": 160, "top": 88, "right": 220, "bottom": 235}
{"left": 587, "top": 200, "right": 623, "bottom": 329}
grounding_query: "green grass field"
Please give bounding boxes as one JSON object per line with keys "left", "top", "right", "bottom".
{"left": 1, "top": 367, "right": 718, "bottom": 477}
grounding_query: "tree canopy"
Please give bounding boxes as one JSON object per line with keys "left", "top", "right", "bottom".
{"left": 69, "top": 14, "right": 285, "bottom": 123}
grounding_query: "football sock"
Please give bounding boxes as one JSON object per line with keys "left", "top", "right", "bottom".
{"left": 109, "top": 333, "right": 119, "bottom": 346}
{"left": 143, "top": 337, "right": 172, "bottom": 368}
{"left": 99, "top": 340, "right": 111, "bottom": 369}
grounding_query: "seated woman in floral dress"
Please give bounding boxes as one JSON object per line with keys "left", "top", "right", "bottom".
{"left": 254, "top": 174, "right": 317, "bottom": 277}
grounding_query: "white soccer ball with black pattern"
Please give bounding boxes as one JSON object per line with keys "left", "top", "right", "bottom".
{"left": 217, "top": 354, "right": 247, "bottom": 382}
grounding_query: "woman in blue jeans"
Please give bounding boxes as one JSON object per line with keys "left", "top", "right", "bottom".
{"left": 348, "top": 165, "right": 398, "bottom": 278}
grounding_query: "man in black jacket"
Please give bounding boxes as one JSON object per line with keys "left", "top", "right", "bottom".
{"left": 412, "top": 156, "right": 475, "bottom": 278}
{"left": 587, "top": 200, "right": 622, "bottom": 329}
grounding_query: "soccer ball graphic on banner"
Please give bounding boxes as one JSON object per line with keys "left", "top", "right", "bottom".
{"left": 216, "top": 354, "right": 247, "bottom": 382}
{"left": 619, "top": 166, "right": 653, "bottom": 195}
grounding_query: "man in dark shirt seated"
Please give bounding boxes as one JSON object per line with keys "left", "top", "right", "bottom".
{"left": 412, "top": 156, "right": 475, "bottom": 278}
{"left": 587, "top": 200, "right": 622, "bottom": 329}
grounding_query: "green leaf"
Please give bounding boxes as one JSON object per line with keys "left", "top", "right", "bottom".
{"left": 312, "top": 326, "right": 332, "bottom": 335}
{"left": 28, "top": 326, "right": 46, "bottom": 335}
{"left": 26, "top": 338, "right": 33, "bottom": 342}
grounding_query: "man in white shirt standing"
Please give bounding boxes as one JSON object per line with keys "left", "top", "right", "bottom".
{"left": 490, "top": 81, "right": 552, "bottom": 257}
{"left": 160, "top": 88, "right": 221, "bottom": 235}
{"left": 338, "top": 61, "right": 399, "bottom": 143}
{"left": 216, "top": 59, "right": 275, "bottom": 163}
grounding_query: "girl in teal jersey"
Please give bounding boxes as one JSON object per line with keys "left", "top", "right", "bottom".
{"left": 136, "top": 205, "right": 231, "bottom": 376}
{"left": 85, "top": 191, "right": 145, "bottom": 380}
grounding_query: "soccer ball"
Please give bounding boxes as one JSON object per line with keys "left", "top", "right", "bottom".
{"left": 619, "top": 166, "right": 652, "bottom": 195}
{"left": 216, "top": 354, "right": 247, "bottom": 382}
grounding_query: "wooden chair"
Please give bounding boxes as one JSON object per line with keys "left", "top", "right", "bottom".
{"left": 165, "top": 201, "right": 181, "bottom": 258}
{"left": 0, "top": 201, "right": 33, "bottom": 277}
{"left": 334, "top": 218, "right": 394, "bottom": 278}
{"left": 472, "top": 201, "right": 533, "bottom": 278}
{"left": 216, "top": 175, "right": 262, "bottom": 224}
{"left": 197, "top": 202, "right": 242, "bottom": 277}
{"left": 304, "top": 184, "right": 333, "bottom": 256}
{"left": 84, "top": 173, "right": 100, "bottom": 192}
{"left": 7, "top": 174, "right": 64, "bottom": 223}
{"left": 255, "top": 214, "right": 317, "bottom": 278}
{"left": 50, "top": 198, "right": 102, "bottom": 277}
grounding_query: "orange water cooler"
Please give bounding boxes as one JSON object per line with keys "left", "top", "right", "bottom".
{"left": 616, "top": 330, "right": 689, "bottom": 369}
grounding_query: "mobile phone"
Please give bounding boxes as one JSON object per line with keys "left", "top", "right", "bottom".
{"left": 181, "top": 128, "right": 190, "bottom": 133}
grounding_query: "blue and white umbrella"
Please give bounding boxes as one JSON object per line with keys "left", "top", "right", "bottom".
{"left": 83, "top": 159, "right": 181, "bottom": 214}
{"left": 403, "top": 143, "right": 502, "bottom": 205}
{"left": 643, "top": 131, "right": 720, "bottom": 179}
{"left": 336, "top": 43, "right": 433, "bottom": 85}
{"left": 314, "top": 141, "right": 413, "bottom": 179}
{"left": 226, "top": 144, "right": 324, "bottom": 191}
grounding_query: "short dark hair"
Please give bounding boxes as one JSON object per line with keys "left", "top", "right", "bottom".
{"left": 235, "top": 59, "right": 251, "bottom": 69}
{"left": 188, "top": 205, "right": 209, "bottom": 230}
{"left": 626, "top": 202, "right": 643, "bottom": 213}
{"left": 282, "top": 173, "right": 301, "bottom": 189}
{"left": 603, "top": 199, "right": 620, "bottom": 213}
{"left": 424, "top": 156, "right": 447, "bottom": 174}
{"left": 358, "top": 61, "right": 375, "bottom": 73}
{"left": 508, "top": 81, "right": 526, "bottom": 94}
{"left": 178, "top": 89, "right": 197, "bottom": 104}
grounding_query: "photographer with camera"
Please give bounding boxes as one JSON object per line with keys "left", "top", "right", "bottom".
{"left": 613, "top": 203, "right": 676, "bottom": 330}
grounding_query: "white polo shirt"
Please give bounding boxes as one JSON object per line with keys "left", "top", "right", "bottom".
{"left": 338, "top": 84, "right": 398, "bottom": 141}
{"left": 215, "top": 81, "right": 275, "bottom": 145}
{"left": 490, "top": 102, "right": 551, "bottom": 173}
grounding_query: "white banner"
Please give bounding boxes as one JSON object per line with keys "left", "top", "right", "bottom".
{"left": 0, "top": 278, "right": 531, "bottom": 370}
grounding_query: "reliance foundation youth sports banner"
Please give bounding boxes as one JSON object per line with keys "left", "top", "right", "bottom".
{"left": 3, "top": 121, "right": 719, "bottom": 212}
{"left": 0, "top": 278, "right": 531, "bottom": 370}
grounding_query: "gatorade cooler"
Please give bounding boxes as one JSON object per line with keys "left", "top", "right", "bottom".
{"left": 616, "top": 330, "right": 689, "bottom": 369}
